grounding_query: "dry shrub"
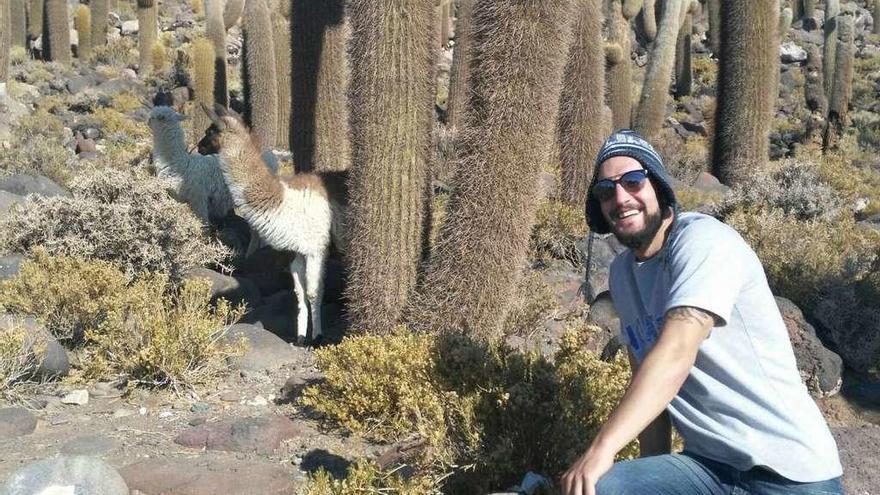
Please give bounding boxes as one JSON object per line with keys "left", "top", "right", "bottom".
{"left": 675, "top": 186, "right": 725, "bottom": 213}
{"left": 92, "top": 36, "right": 138, "bottom": 67}
{"left": 531, "top": 200, "right": 586, "bottom": 266}
{"left": 302, "top": 327, "right": 635, "bottom": 491}
{"left": 0, "top": 324, "right": 46, "bottom": 393}
{"left": 726, "top": 209, "right": 880, "bottom": 310}
{"left": 811, "top": 139, "right": 880, "bottom": 217}
{"left": 0, "top": 251, "right": 244, "bottom": 389}
{"left": 0, "top": 167, "right": 229, "bottom": 279}
{"left": 92, "top": 107, "right": 150, "bottom": 140}
{"left": 304, "top": 461, "right": 442, "bottom": 495}
{"left": 0, "top": 108, "right": 75, "bottom": 185}
{"left": 502, "top": 272, "right": 558, "bottom": 338}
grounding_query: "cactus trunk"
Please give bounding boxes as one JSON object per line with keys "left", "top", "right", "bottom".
{"left": 272, "top": 10, "right": 291, "bottom": 150}
{"left": 410, "top": 0, "right": 573, "bottom": 339}
{"left": 622, "top": 0, "right": 642, "bottom": 19}
{"left": 447, "top": 0, "right": 474, "bottom": 131}
{"left": 706, "top": 0, "right": 720, "bottom": 54}
{"left": 290, "top": 0, "right": 351, "bottom": 172}
{"left": 711, "top": 0, "right": 779, "bottom": 186}
{"left": 824, "top": 14, "right": 853, "bottom": 151}
{"left": 1, "top": 0, "right": 9, "bottom": 92}
{"left": 90, "top": 0, "right": 107, "bottom": 48}
{"left": 557, "top": 0, "right": 607, "bottom": 206}
{"left": 641, "top": 0, "right": 657, "bottom": 40}
{"left": 136, "top": 0, "right": 157, "bottom": 77}
{"left": 633, "top": 0, "right": 684, "bottom": 140}
{"left": 223, "top": 0, "right": 244, "bottom": 28}
{"left": 606, "top": 0, "right": 632, "bottom": 130}
{"left": 205, "top": 0, "right": 227, "bottom": 106}
{"left": 874, "top": 0, "right": 879, "bottom": 36}
{"left": 242, "top": 0, "right": 278, "bottom": 148}
{"left": 74, "top": 4, "right": 90, "bottom": 59}
{"left": 27, "top": 0, "right": 42, "bottom": 48}
{"left": 10, "top": 0, "right": 26, "bottom": 47}
{"left": 43, "top": 0, "right": 70, "bottom": 64}
{"left": 345, "top": 0, "right": 435, "bottom": 333}
{"left": 191, "top": 37, "right": 215, "bottom": 141}
{"left": 822, "top": 0, "right": 839, "bottom": 99}
{"left": 674, "top": 9, "right": 692, "bottom": 97}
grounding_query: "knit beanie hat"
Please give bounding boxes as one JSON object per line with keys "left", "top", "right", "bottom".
{"left": 585, "top": 129, "right": 678, "bottom": 234}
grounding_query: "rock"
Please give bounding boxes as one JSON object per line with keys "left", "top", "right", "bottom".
{"left": 0, "top": 407, "right": 38, "bottom": 438}
{"left": 538, "top": 260, "right": 588, "bottom": 316}
{"left": 173, "top": 415, "right": 304, "bottom": 454}
{"left": 779, "top": 42, "right": 807, "bottom": 63}
{"left": 585, "top": 292, "right": 622, "bottom": 359}
{"left": 119, "top": 458, "right": 295, "bottom": 495}
{"left": 184, "top": 268, "right": 262, "bottom": 307}
{"left": 226, "top": 323, "right": 303, "bottom": 371}
{"left": 61, "top": 434, "right": 117, "bottom": 456}
{"left": 832, "top": 425, "right": 880, "bottom": 495}
{"left": 1, "top": 456, "right": 129, "bottom": 495}
{"left": 0, "top": 253, "right": 24, "bottom": 280}
{"left": 246, "top": 395, "right": 269, "bottom": 406}
{"left": 0, "top": 190, "right": 23, "bottom": 214}
{"left": 66, "top": 75, "right": 101, "bottom": 94}
{"left": 240, "top": 291, "right": 296, "bottom": 338}
{"left": 61, "top": 389, "right": 89, "bottom": 405}
{"left": 690, "top": 171, "right": 731, "bottom": 195}
{"left": 219, "top": 390, "right": 242, "bottom": 402}
{"left": 577, "top": 234, "right": 627, "bottom": 303}
{"left": 775, "top": 297, "right": 843, "bottom": 396}
{"left": 0, "top": 174, "right": 71, "bottom": 198}
{"left": 112, "top": 408, "right": 135, "bottom": 418}
{"left": 812, "top": 286, "right": 880, "bottom": 374}
{"left": 0, "top": 314, "right": 70, "bottom": 380}
{"left": 76, "top": 138, "right": 97, "bottom": 154}
{"left": 121, "top": 20, "right": 139, "bottom": 35}
{"left": 279, "top": 373, "right": 320, "bottom": 402}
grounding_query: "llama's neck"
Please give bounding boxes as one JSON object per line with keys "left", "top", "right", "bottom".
{"left": 152, "top": 124, "right": 190, "bottom": 172}
{"left": 218, "top": 136, "right": 284, "bottom": 213}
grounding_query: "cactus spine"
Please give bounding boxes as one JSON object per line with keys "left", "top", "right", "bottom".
{"left": 90, "top": 0, "right": 107, "bottom": 48}
{"left": 290, "top": 0, "right": 351, "bottom": 172}
{"left": 711, "top": 1, "right": 779, "bottom": 187}
{"left": 345, "top": 0, "right": 435, "bottom": 333}
{"left": 822, "top": 0, "right": 839, "bottom": 98}
{"left": 205, "top": 0, "right": 227, "bottom": 106}
{"left": 557, "top": 0, "right": 606, "bottom": 206}
{"left": 674, "top": 3, "right": 694, "bottom": 98}
{"left": 10, "top": 0, "right": 25, "bottom": 47}
{"left": 412, "top": 0, "right": 573, "bottom": 339}
{"left": 191, "top": 37, "right": 215, "bottom": 141}
{"left": 447, "top": 0, "right": 474, "bottom": 131}
{"left": 606, "top": 0, "right": 632, "bottom": 130}
{"left": 136, "top": 0, "right": 157, "bottom": 76}
{"left": 27, "top": 0, "right": 42, "bottom": 48}
{"left": 824, "top": 13, "right": 853, "bottom": 150}
{"left": 74, "top": 4, "right": 90, "bottom": 60}
{"left": 241, "top": 0, "right": 278, "bottom": 148}
{"left": 622, "top": 0, "right": 642, "bottom": 19}
{"left": 272, "top": 9, "right": 291, "bottom": 150}
{"left": 223, "top": 0, "right": 244, "bottom": 28}
{"left": 641, "top": 0, "right": 657, "bottom": 41}
{"left": 43, "top": 0, "right": 70, "bottom": 64}
{"left": 633, "top": 0, "right": 684, "bottom": 140}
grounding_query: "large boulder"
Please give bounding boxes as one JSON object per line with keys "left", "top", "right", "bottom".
{"left": 577, "top": 234, "right": 627, "bottom": 303}
{"left": 0, "top": 407, "right": 38, "bottom": 438}
{"left": 184, "top": 267, "right": 262, "bottom": 308}
{"left": 0, "top": 315, "right": 70, "bottom": 380}
{"left": 0, "top": 174, "right": 70, "bottom": 198}
{"left": 173, "top": 415, "right": 304, "bottom": 454}
{"left": 225, "top": 323, "right": 303, "bottom": 372}
{"left": 775, "top": 297, "right": 843, "bottom": 396}
{"left": 585, "top": 291, "right": 623, "bottom": 360}
{"left": 812, "top": 285, "right": 880, "bottom": 374}
{"left": 119, "top": 458, "right": 296, "bottom": 495}
{"left": 1, "top": 456, "right": 129, "bottom": 495}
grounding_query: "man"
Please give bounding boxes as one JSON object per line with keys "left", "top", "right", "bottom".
{"left": 561, "top": 130, "right": 843, "bottom": 495}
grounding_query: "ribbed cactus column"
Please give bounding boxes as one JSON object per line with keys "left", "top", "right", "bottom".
{"left": 622, "top": 0, "right": 642, "bottom": 19}
{"left": 290, "top": 0, "right": 350, "bottom": 172}
{"left": 641, "top": 0, "right": 657, "bottom": 40}
{"left": 823, "top": 0, "right": 839, "bottom": 99}
{"left": 875, "top": 0, "right": 880, "bottom": 35}
{"left": 272, "top": 9, "right": 291, "bottom": 150}
{"left": 706, "top": 0, "right": 720, "bottom": 54}
{"left": 205, "top": 0, "right": 227, "bottom": 106}
{"left": 346, "top": 0, "right": 435, "bottom": 333}
{"left": 712, "top": 0, "right": 779, "bottom": 187}
{"left": 674, "top": 1, "right": 695, "bottom": 98}
{"left": 411, "top": 0, "right": 572, "bottom": 339}
{"left": 90, "top": 0, "right": 107, "bottom": 48}
{"left": 27, "top": 0, "right": 42, "bottom": 48}
{"left": 241, "top": 0, "right": 278, "bottom": 148}
{"left": 1, "top": 0, "right": 9, "bottom": 96}
{"left": 223, "top": 0, "right": 244, "bottom": 28}
{"left": 74, "top": 4, "right": 91, "bottom": 60}
{"left": 606, "top": 0, "right": 632, "bottom": 130}
{"left": 633, "top": 0, "right": 683, "bottom": 140}
{"left": 779, "top": 7, "right": 793, "bottom": 35}
{"left": 447, "top": 0, "right": 474, "bottom": 131}
{"left": 804, "top": 45, "right": 826, "bottom": 116}
{"left": 10, "top": 0, "right": 25, "bottom": 47}
{"left": 43, "top": 0, "right": 70, "bottom": 64}
{"left": 824, "top": 13, "right": 853, "bottom": 150}
{"left": 557, "top": 0, "right": 606, "bottom": 206}
{"left": 191, "top": 37, "right": 215, "bottom": 140}
{"left": 136, "top": 0, "right": 157, "bottom": 76}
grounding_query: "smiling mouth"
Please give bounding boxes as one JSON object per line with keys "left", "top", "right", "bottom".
{"left": 613, "top": 210, "right": 641, "bottom": 222}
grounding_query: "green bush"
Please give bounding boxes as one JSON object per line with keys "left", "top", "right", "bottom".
{"left": 531, "top": 200, "right": 586, "bottom": 266}
{"left": 304, "top": 462, "right": 443, "bottom": 495}
{"left": 0, "top": 323, "right": 46, "bottom": 393}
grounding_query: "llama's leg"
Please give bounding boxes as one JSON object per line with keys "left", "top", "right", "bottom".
{"left": 304, "top": 253, "right": 326, "bottom": 342}
{"left": 244, "top": 228, "right": 261, "bottom": 258}
{"left": 289, "top": 254, "right": 310, "bottom": 345}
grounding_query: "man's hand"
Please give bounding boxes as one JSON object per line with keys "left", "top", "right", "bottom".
{"left": 560, "top": 444, "right": 615, "bottom": 495}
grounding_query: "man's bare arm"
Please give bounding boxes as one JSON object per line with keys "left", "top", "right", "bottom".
{"left": 626, "top": 348, "right": 672, "bottom": 457}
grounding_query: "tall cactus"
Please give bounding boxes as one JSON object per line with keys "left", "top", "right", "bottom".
{"left": 272, "top": 9, "right": 291, "bottom": 149}
{"left": 438, "top": 0, "right": 451, "bottom": 46}
{"left": 43, "top": 0, "right": 70, "bottom": 64}
{"left": 712, "top": 1, "right": 779, "bottom": 186}
{"left": 803, "top": 0, "right": 815, "bottom": 19}
{"left": 10, "top": 0, "right": 25, "bottom": 47}
{"left": 706, "top": 0, "right": 720, "bottom": 54}
{"left": 90, "top": 0, "right": 107, "bottom": 48}
{"left": 191, "top": 37, "right": 215, "bottom": 143}
{"left": 136, "top": 0, "right": 157, "bottom": 76}
{"left": 779, "top": 6, "right": 792, "bottom": 35}
{"left": 241, "top": 0, "right": 278, "bottom": 148}
{"left": 411, "top": 0, "right": 573, "bottom": 339}
{"left": 27, "top": 0, "right": 42, "bottom": 49}
{"left": 674, "top": 2, "right": 694, "bottom": 97}
{"left": 804, "top": 44, "right": 826, "bottom": 115}
{"left": 875, "top": 0, "right": 880, "bottom": 36}
{"left": 447, "top": 0, "right": 474, "bottom": 131}
{"left": 641, "top": 0, "right": 657, "bottom": 41}
{"left": 824, "top": 13, "right": 853, "bottom": 150}
{"left": 74, "top": 4, "right": 91, "bottom": 60}
{"left": 557, "top": 0, "right": 606, "bottom": 206}
{"left": 223, "top": 0, "right": 244, "bottom": 28}
{"left": 1, "top": 0, "right": 9, "bottom": 95}
{"left": 633, "top": 0, "right": 684, "bottom": 140}
{"left": 622, "top": 0, "right": 642, "bottom": 19}
{"left": 790, "top": 0, "right": 802, "bottom": 20}
{"left": 205, "top": 0, "right": 227, "bottom": 106}
{"left": 345, "top": 0, "right": 435, "bottom": 333}
{"left": 290, "top": 0, "right": 350, "bottom": 172}
{"left": 606, "top": 0, "right": 632, "bottom": 130}
{"left": 822, "top": 0, "right": 839, "bottom": 98}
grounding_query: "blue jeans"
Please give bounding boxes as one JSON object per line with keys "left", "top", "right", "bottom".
{"left": 596, "top": 453, "right": 844, "bottom": 495}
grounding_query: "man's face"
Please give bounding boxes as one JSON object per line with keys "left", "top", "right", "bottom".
{"left": 596, "top": 156, "right": 663, "bottom": 250}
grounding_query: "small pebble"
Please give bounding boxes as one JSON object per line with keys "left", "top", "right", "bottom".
{"left": 158, "top": 411, "right": 174, "bottom": 420}
{"left": 138, "top": 407, "right": 147, "bottom": 415}
{"left": 49, "top": 414, "right": 70, "bottom": 426}
{"left": 61, "top": 390, "right": 89, "bottom": 405}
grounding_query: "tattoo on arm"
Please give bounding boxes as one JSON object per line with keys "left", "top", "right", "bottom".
{"left": 665, "top": 306, "right": 716, "bottom": 327}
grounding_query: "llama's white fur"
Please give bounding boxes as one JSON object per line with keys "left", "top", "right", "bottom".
{"left": 148, "top": 106, "right": 234, "bottom": 223}
{"left": 212, "top": 112, "right": 346, "bottom": 343}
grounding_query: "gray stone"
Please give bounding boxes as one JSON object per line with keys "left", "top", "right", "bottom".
{"left": 780, "top": 41, "right": 808, "bottom": 63}
{"left": 691, "top": 171, "right": 731, "bottom": 195}
{"left": 775, "top": 297, "right": 843, "bottom": 396}
{"left": 0, "top": 190, "right": 23, "bottom": 214}
{"left": 119, "top": 458, "right": 295, "bottom": 495}
{"left": 0, "top": 254, "right": 25, "bottom": 280}
{"left": 0, "top": 407, "right": 37, "bottom": 438}
{"left": 240, "top": 290, "right": 296, "bottom": 338}
{"left": 538, "top": 260, "right": 588, "bottom": 316}
{"left": 585, "top": 292, "right": 622, "bottom": 359}
{"left": 61, "top": 389, "right": 89, "bottom": 405}
{"left": 185, "top": 267, "right": 262, "bottom": 307}
{"left": 812, "top": 287, "right": 880, "bottom": 373}
{"left": 1, "top": 456, "right": 129, "bottom": 495}
{"left": 577, "top": 234, "right": 628, "bottom": 302}
{"left": 832, "top": 425, "right": 880, "bottom": 495}
{"left": 0, "top": 174, "right": 71, "bottom": 198}
{"left": 66, "top": 75, "right": 101, "bottom": 94}
{"left": 121, "top": 20, "right": 139, "bottom": 35}
{"left": 173, "top": 415, "right": 304, "bottom": 454}
{"left": 61, "top": 434, "right": 117, "bottom": 455}
{"left": 0, "top": 314, "right": 70, "bottom": 380}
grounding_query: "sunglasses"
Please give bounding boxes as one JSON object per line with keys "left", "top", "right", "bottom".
{"left": 592, "top": 169, "right": 650, "bottom": 202}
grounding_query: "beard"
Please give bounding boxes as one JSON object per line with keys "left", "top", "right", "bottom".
{"left": 612, "top": 207, "right": 664, "bottom": 250}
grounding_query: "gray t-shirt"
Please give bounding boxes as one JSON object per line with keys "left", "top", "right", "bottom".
{"left": 609, "top": 212, "right": 842, "bottom": 482}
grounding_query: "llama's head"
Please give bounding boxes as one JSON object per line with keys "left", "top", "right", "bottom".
{"left": 199, "top": 103, "right": 253, "bottom": 151}
{"left": 148, "top": 106, "right": 188, "bottom": 135}
{"left": 196, "top": 123, "right": 222, "bottom": 155}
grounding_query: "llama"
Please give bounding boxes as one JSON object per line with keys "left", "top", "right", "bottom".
{"left": 148, "top": 106, "right": 234, "bottom": 224}
{"left": 202, "top": 103, "right": 348, "bottom": 344}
